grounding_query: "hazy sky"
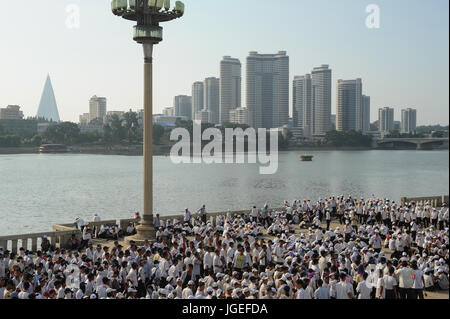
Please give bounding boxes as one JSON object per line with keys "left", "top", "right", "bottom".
{"left": 0, "top": 0, "right": 448, "bottom": 125}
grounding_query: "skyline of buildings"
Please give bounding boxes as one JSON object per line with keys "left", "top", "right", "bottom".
{"left": 1, "top": 55, "right": 428, "bottom": 137}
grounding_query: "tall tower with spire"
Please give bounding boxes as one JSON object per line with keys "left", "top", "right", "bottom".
{"left": 36, "top": 74, "right": 60, "bottom": 122}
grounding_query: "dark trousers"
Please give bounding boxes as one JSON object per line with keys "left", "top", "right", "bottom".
{"left": 399, "top": 288, "right": 415, "bottom": 299}
{"left": 439, "top": 220, "right": 444, "bottom": 230}
{"left": 413, "top": 289, "right": 424, "bottom": 299}
{"left": 80, "top": 239, "right": 89, "bottom": 249}
{"left": 432, "top": 218, "right": 438, "bottom": 228}
{"left": 385, "top": 289, "right": 395, "bottom": 299}
{"left": 326, "top": 220, "right": 331, "bottom": 230}
{"left": 201, "top": 215, "right": 207, "bottom": 224}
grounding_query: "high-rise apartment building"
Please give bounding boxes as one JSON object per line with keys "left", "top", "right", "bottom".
{"left": 192, "top": 81, "right": 204, "bottom": 120}
{"left": 292, "top": 75, "right": 312, "bottom": 136}
{"left": 89, "top": 96, "right": 107, "bottom": 123}
{"left": 204, "top": 77, "right": 220, "bottom": 124}
{"left": 401, "top": 108, "right": 417, "bottom": 133}
{"left": 362, "top": 95, "right": 371, "bottom": 134}
{"left": 220, "top": 56, "right": 241, "bottom": 124}
{"left": 246, "top": 51, "right": 289, "bottom": 129}
{"left": 336, "top": 78, "right": 362, "bottom": 132}
{"left": 311, "top": 65, "right": 332, "bottom": 136}
{"left": 378, "top": 107, "right": 395, "bottom": 133}
{"left": 174, "top": 95, "right": 192, "bottom": 119}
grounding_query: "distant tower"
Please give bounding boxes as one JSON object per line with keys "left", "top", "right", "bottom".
{"left": 336, "top": 78, "right": 362, "bottom": 132}
{"left": 246, "top": 51, "right": 289, "bottom": 129}
{"left": 220, "top": 56, "right": 241, "bottom": 125}
{"left": 36, "top": 74, "right": 60, "bottom": 122}
{"left": 311, "top": 65, "right": 332, "bottom": 136}
{"left": 192, "top": 81, "right": 204, "bottom": 120}
{"left": 401, "top": 108, "right": 417, "bottom": 133}
{"left": 204, "top": 77, "right": 220, "bottom": 124}
{"left": 293, "top": 74, "right": 312, "bottom": 136}
{"left": 378, "top": 107, "right": 395, "bottom": 132}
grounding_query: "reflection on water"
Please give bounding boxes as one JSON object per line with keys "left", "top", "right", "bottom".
{"left": 0, "top": 150, "right": 448, "bottom": 235}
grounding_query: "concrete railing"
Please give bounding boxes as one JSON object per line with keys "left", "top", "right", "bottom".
{"left": 0, "top": 229, "right": 80, "bottom": 254}
{"left": 401, "top": 195, "right": 449, "bottom": 208}
{"left": 0, "top": 208, "right": 286, "bottom": 253}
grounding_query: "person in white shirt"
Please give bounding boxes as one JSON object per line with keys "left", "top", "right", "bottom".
{"left": 203, "top": 247, "right": 214, "bottom": 273}
{"left": 356, "top": 272, "right": 372, "bottom": 299}
{"left": 383, "top": 267, "right": 398, "bottom": 299}
{"left": 295, "top": 279, "right": 311, "bottom": 299}
{"left": 0, "top": 277, "right": 6, "bottom": 300}
{"left": 411, "top": 262, "right": 425, "bottom": 299}
{"left": 313, "top": 279, "right": 330, "bottom": 299}
{"left": 184, "top": 208, "right": 192, "bottom": 227}
{"left": 375, "top": 269, "right": 385, "bottom": 299}
{"left": 395, "top": 260, "right": 414, "bottom": 299}
{"left": 335, "top": 273, "right": 353, "bottom": 299}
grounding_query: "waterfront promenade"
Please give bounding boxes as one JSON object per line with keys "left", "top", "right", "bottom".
{"left": 1, "top": 195, "right": 448, "bottom": 254}
{"left": 0, "top": 195, "right": 449, "bottom": 299}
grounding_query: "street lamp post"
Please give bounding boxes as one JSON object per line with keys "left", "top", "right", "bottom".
{"left": 111, "top": 0, "right": 184, "bottom": 244}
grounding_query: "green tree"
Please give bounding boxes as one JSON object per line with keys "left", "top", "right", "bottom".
{"left": 0, "top": 135, "right": 22, "bottom": 147}
{"left": 109, "top": 114, "right": 126, "bottom": 143}
{"left": 103, "top": 124, "right": 113, "bottom": 144}
{"left": 324, "top": 130, "right": 372, "bottom": 147}
{"left": 43, "top": 122, "right": 80, "bottom": 145}
{"left": 30, "top": 134, "right": 42, "bottom": 146}
{"left": 153, "top": 124, "right": 165, "bottom": 144}
{"left": 123, "top": 111, "right": 140, "bottom": 143}
{"left": 432, "top": 131, "right": 444, "bottom": 138}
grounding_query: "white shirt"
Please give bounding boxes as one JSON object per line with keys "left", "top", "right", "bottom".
{"left": 356, "top": 280, "right": 372, "bottom": 299}
{"left": 376, "top": 277, "right": 385, "bottom": 299}
{"left": 395, "top": 267, "right": 414, "bottom": 288}
{"left": 412, "top": 269, "right": 424, "bottom": 289}
{"left": 335, "top": 281, "right": 353, "bottom": 299}
{"left": 296, "top": 288, "right": 311, "bottom": 299}
{"left": 384, "top": 275, "right": 397, "bottom": 290}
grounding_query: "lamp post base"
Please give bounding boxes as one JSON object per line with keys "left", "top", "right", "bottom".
{"left": 125, "top": 223, "right": 156, "bottom": 245}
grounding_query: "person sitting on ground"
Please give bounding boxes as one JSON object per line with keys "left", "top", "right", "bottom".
{"left": 67, "top": 234, "right": 80, "bottom": 251}
{"left": 126, "top": 223, "right": 136, "bottom": 236}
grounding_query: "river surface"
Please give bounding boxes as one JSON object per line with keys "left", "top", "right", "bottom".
{"left": 0, "top": 150, "right": 448, "bottom": 235}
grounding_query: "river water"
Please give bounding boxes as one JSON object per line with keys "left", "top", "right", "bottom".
{"left": 0, "top": 150, "right": 448, "bottom": 235}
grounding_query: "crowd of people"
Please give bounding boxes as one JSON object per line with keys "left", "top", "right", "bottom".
{"left": 0, "top": 196, "right": 448, "bottom": 300}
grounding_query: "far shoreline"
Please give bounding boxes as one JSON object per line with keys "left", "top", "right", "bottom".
{"left": 0, "top": 144, "right": 447, "bottom": 156}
